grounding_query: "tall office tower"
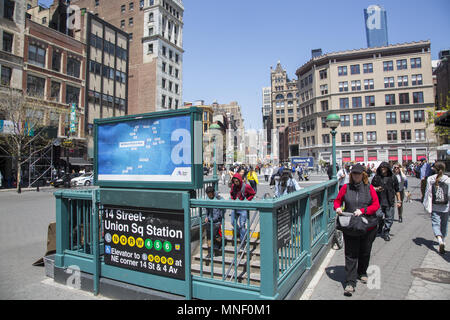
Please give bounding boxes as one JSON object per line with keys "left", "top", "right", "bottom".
{"left": 364, "top": 5, "right": 388, "bottom": 48}
{"left": 72, "top": 0, "right": 184, "bottom": 114}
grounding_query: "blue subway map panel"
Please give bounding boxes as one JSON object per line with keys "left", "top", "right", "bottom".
{"left": 97, "top": 115, "right": 192, "bottom": 182}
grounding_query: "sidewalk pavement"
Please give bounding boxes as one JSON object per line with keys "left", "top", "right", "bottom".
{"left": 303, "top": 177, "right": 450, "bottom": 300}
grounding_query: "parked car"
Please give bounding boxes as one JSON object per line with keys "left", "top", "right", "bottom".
{"left": 50, "top": 174, "right": 72, "bottom": 188}
{"left": 71, "top": 172, "right": 94, "bottom": 187}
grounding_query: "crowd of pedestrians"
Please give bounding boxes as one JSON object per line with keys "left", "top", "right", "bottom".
{"left": 204, "top": 159, "right": 448, "bottom": 298}
{"left": 333, "top": 159, "right": 449, "bottom": 297}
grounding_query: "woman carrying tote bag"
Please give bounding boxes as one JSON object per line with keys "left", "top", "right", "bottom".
{"left": 334, "top": 163, "right": 380, "bottom": 297}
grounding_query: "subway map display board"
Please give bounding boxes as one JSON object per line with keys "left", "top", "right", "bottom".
{"left": 94, "top": 108, "right": 203, "bottom": 189}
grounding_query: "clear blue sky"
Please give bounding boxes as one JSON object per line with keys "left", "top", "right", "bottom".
{"left": 40, "top": 0, "right": 450, "bottom": 130}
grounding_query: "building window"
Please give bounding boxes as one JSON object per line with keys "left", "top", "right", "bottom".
{"left": 414, "top": 110, "right": 425, "bottom": 122}
{"left": 129, "top": 2, "right": 134, "bottom": 10}
{"left": 415, "top": 129, "right": 426, "bottom": 141}
{"left": 95, "top": 0, "right": 100, "bottom": 6}
{"left": 129, "top": 33, "right": 133, "bottom": 41}
{"left": 148, "top": 27, "right": 154, "bottom": 36}
{"left": 401, "top": 130, "right": 411, "bottom": 141}
{"left": 175, "top": 54, "right": 179, "bottom": 63}
{"left": 366, "top": 113, "right": 376, "bottom": 125}
{"left": 353, "top": 114, "right": 363, "bottom": 126}
{"left": 413, "top": 91, "right": 424, "bottom": 104}
{"left": 129, "top": 17, "right": 133, "bottom": 26}
{"left": 162, "top": 46, "right": 166, "bottom": 56}
{"left": 364, "top": 79, "right": 374, "bottom": 90}
{"left": 338, "top": 81, "right": 348, "bottom": 92}
{"left": 66, "top": 85, "right": 80, "bottom": 105}
{"left": 28, "top": 44, "right": 46, "bottom": 68}
{"left": 338, "top": 66, "right": 347, "bottom": 76}
{"left": 400, "top": 111, "right": 411, "bottom": 123}
{"left": 120, "top": 20, "right": 125, "bottom": 28}
{"left": 383, "top": 60, "right": 393, "bottom": 71}
{"left": 386, "top": 112, "right": 397, "bottom": 124}
{"left": 397, "top": 59, "right": 407, "bottom": 70}
{"left": 350, "top": 64, "right": 360, "bottom": 75}
{"left": 322, "top": 134, "right": 330, "bottom": 144}
{"left": 340, "top": 115, "right": 350, "bottom": 127}
{"left": 352, "top": 96, "right": 362, "bottom": 108}
{"left": 399, "top": 93, "right": 410, "bottom": 104}
{"left": 341, "top": 132, "right": 351, "bottom": 143}
{"left": 26, "top": 74, "right": 45, "bottom": 96}
{"left": 3, "top": 0, "right": 15, "bottom": 20}
{"left": 339, "top": 97, "right": 349, "bottom": 109}
{"left": 42, "top": 17, "right": 47, "bottom": 24}
{"left": 320, "top": 100, "right": 328, "bottom": 111}
{"left": 387, "top": 130, "right": 397, "bottom": 142}
{"left": 67, "top": 57, "right": 80, "bottom": 78}
{"left": 121, "top": 4, "right": 126, "bottom": 12}
{"left": 412, "top": 74, "right": 423, "bottom": 86}
{"left": 51, "top": 51, "right": 61, "bottom": 72}
{"left": 411, "top": 57, "right": 421, "bottom": 69}
{"left": 351, "top": 80, "right": 361, "bottom": 91}
{"left": 50, "top": 81, "right": 60, "bottom": 102}
{"left": 385, "top": 94, "right": 395, "bottom": 105}
{"left": 148, "top": 43, "right": 153, "bottom": 53}
{"left": 2, "top": 32, "right": 13, "bottom": 52}
{"left": 319, "top": 69, "right": 327, "bottom": 79}
{"left": 363, "top": 63, "right": 373, "bottom": 73}
{"left": 320, "top": 84, "right": 328, "bottom": 95}
{"left": 162, "top": 78, "right": 166, "bottom": 89}
{"left": 161, "top": 94, "right": 166, "bottom": 108}
{"left": 384, "top": 77, "right": 395, "bottom": 88}
{"left": 365, "top": 95, "right": 375, "bottom": 107}
{"left": 397, "top": 75, "right": 408, "bottom": 87}
{"left": 354, "top": 132, "right": 364, "bottom": 143}
{"left": 367, "top": 131, "right": 377, "bottom": 142}
{"left": 0, "top": 65, "right": 12, "bottom": 86}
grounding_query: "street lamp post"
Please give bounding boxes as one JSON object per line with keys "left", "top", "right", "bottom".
{"left": 326, "top": 114, "right": 340, "bottom": 179}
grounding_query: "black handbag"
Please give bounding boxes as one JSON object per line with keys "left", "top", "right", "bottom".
{"left": 336, "top": 213, "right": 377, "bottom": 237}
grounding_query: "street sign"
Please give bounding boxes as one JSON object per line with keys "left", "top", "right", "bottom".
{"left": 103, "top": 205, "right": 185, "bottom": 280}
{"left": 94, "top": 107, "right": 203, "bottom": 190}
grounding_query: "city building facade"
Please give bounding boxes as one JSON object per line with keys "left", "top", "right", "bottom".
{"left": 293, "top": 40, "right": 436, "bottom": 166}
{"left": 72, "top": 0, "right": 183, "bottom": 115}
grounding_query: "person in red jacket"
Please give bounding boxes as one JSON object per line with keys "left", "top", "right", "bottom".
{"left": 333, "top": 163, "right": 380, "bottom": 297}
{"left": 230, "top": 173, "right": 255, "bottom": 247}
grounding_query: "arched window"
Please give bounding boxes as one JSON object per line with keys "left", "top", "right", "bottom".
{"left": 275, "top": 94, "right": 284, "bottom": 100}
{"left": 149, "top": 13, "right": 154, "bottom": 22}
{"left": 287, "top": 93, "right": 293, "bottom": 99}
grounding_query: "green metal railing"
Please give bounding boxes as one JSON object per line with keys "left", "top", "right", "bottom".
{"left": 54, "top": 179, "right": 338, "bottom": 300}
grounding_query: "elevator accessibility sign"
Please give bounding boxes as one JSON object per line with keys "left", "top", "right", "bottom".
{"left": 103, "top": 205, "right": 185, "bottom": 280}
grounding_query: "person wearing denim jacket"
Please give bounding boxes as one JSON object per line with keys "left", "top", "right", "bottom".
{"left": 203, "top": 186, "right": 225, "bottom": 257}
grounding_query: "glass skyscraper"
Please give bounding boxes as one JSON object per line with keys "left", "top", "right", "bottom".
{"left": 364, "top": 5, "right": 388, "bottom": 48}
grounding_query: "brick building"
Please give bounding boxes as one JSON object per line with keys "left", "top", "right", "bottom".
{"left": 71, "top": 0, "right": 184, "bottom": 115}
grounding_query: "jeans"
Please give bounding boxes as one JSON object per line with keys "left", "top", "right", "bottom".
{"left": 431, "top": 211, "right": 449, "bottom": 239}
{"left": 343, "top": 227, "right": 377, "bottom": 287}
{"left": 397, "top": 190, "right": 404, "bottom": 219}
{"left": 381, "top": 206, "right": 395, "bottom": 234}
{"left": 231, "top": 209, "right": 248, "bottom": 243}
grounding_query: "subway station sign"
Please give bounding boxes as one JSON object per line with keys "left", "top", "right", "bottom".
{"left": 103, "top": 205, "right": 185, "bottom": 280}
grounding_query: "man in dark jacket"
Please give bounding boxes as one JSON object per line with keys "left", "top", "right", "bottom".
{"left": 371, "top": 162, "right": 402, "bottom": 241}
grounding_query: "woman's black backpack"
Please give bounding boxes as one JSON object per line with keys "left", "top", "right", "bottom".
{"left": 432, "top": 179, "right": 449, "bottom": 205}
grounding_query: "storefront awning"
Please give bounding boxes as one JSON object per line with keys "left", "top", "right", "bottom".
{"left": 435, "top": 110, "right": 450, "bottom": 127}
